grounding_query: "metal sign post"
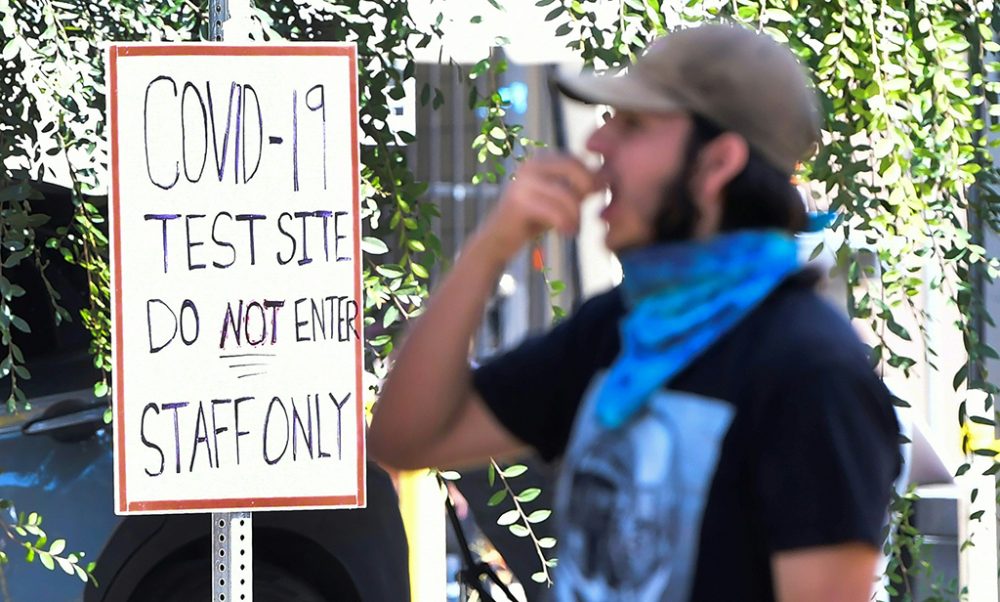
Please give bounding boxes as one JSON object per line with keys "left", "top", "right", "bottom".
{"left": 208, "top": 0, "right": 229, "bottom": 41}
{"left": 213, "top": 512, "right": 252, "bottom": 602}
{"left": 208, "top": 7, "right": 247, "bottom": 602}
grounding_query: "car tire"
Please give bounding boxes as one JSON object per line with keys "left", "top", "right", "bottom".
{"left": 130, "top": 557, "right": 340, "bottom": 602}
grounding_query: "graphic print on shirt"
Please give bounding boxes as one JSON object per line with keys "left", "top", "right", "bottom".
{"left": 553, "top": 378, "right": 735, "bottom": 602}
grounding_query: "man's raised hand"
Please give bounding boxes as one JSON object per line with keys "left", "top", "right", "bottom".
{"left": 476, "top": 153, "right": 600, "bottom": 263}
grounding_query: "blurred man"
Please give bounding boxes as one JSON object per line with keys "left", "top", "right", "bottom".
{"left": 370, "top": 24, "right": 899, "bottom": 602}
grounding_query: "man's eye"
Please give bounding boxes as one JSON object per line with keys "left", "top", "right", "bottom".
{"left": 621, "top": 115, "right": 641, "bottom": 130}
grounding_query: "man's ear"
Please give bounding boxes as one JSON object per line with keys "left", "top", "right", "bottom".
{"left": 689, "top": 133, "right": 749, "bottom": 238}
{"left": 696, "top": 133, "right": 749, "bottom": 199}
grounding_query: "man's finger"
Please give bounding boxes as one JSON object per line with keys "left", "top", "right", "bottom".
{"left": 518, "top": 179, "right": 581, "bottom": 234}
{"left": 524, "top": 155, "right": 599, "bottom": 199}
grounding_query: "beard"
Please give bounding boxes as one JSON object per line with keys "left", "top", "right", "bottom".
{"left": 652, "top": 172, "right": 700, "bottom": 243}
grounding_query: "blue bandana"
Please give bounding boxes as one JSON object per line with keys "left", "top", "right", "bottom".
{"left": 594, "top": 230, "right": 801, "bottom": 429}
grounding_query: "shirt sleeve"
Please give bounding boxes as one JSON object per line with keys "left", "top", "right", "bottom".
{"left": 753, "top": 353, "right": 902, "bottom": 552}
{"left": 472, "top": 290, "right": 622, "bottom": 462}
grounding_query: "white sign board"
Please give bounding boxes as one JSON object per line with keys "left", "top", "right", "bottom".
{"left": 107, "top": 44, "right": 365, "bottom": 514}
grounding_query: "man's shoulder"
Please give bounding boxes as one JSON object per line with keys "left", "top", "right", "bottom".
{"left": 571, "top": 287, "right": 625, "bottom": 321}
{"left": 749, "top": 272, "right": 870, "bottom": 368}
{"left": 740, "top": 274, "right": 897, "bottom": 439}
{"left": 546, "top": 287, "right": 626, "bottom": 358}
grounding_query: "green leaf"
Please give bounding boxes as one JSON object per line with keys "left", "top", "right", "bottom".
{"left": 501, "top": 464, "right": 528, "bottom": 478}
{"left": 527, "top": 509, "right": 551, "bottom": 523}
{"left": 762, "top": 26, "right": 789, "bottom": 44}
{"left": 1, "top": 39, "right": 18, "bottom": 61}
{"left": 38, "top": 551, "right": 54, "bottom": 571}
{"left": 48, "top": 539, "right": 65, "bottom": 555}
{"left": 508, "top": 524, "right": 531, "bottom": 537}
{"left": 808, "top": 242, "right": 824, "bottom": 261}
{"left": 823, "top": 31, "right": 843, "bottom": 46}
{"left": 953, "top": 366, "right": 968, "bottom": 390}
{"left": 531, "top": 571, "right": 548, "bottom": 583}
{"left": 488, "top": 490, "right": 508, "bottom": 506}
{"left": 56, "top": 556, "right": 74, "bottom": 575}
{"left": 497, "top": 510, "right": 519, "bottom": 526}
{"left": 375, "top": 265, "right": 405, "bottom": 279}
{"left": 369, "top": 335, "right": 392, "bottom": 347}
{"left": 840, "top": 45, "right": 859, "bottom": 65}
{"left": 382, "top": 305, "right": 400, "bottom": 328}
{"left": 537, "top": 537, "right": 557, "bottom": 549}
{"left": 470, "top": 58, "right": 491, "bottom": 80}
{"left": 10, "top": 316, "right": 30, "bottom": 334}
{"left": 438, "top": 470, "right": 460, "bottom": 481}
{"left": 516, "top": 488, "right": 541, "bottom": 502}
{"left": 764, "top": 8, "right": 793, "bottom": 23}
{"left": 361, "top": 237, "right": 389, "bottom": 255}
{"left": 94, "top": 381, "right": 109, "bottom": 398}
{"left": 887, "top": 319, "right": 911, "bottom": 341}
{"left": 410, "top": 262, "right": 429, "bottom": 279}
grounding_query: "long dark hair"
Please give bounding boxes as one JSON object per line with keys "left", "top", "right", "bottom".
{"left": 654, "top": 113, "right": 806, "bottom": 242}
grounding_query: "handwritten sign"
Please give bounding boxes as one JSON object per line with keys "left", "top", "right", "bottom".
{"left": 107, "top": 44, "right": 365, "bottom": 514}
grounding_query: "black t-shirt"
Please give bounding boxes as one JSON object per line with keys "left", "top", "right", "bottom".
{"left": 473, "top": 273, "right": 901, "bottom": 601}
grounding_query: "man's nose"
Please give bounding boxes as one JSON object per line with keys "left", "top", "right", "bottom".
{"left": 586, "top": 121, "right": 613, "bottom": 155}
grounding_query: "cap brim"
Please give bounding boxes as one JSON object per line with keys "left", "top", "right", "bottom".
{"left": 554, "top": 71, "right": 685, "bottom": 114}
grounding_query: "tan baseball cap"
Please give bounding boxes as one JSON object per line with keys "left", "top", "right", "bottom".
{"left": 556, "top": 24, "right": 821, "bottom": 174}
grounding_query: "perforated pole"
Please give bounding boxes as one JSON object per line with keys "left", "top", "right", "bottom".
{"left": 207, "top": 3, "right": 251, "bottom": 601}
{"left": 208, "top": 0, "right": 229, "bottom": 41}
{"left": 212, "top": 512, "right": 253, "bottom": 602}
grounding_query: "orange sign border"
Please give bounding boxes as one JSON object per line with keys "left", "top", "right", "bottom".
{"left": 108, "top": 43, "right": 365, "bottom": 514}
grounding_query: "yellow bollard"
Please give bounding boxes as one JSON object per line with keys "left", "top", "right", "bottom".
{"left": 397, "top": 469, "right": 447, "bottom": 602}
